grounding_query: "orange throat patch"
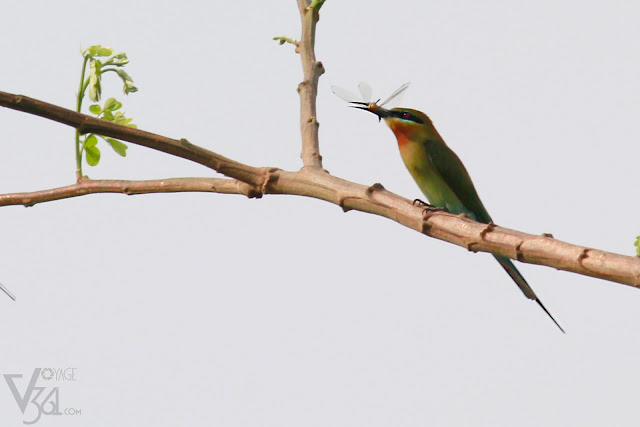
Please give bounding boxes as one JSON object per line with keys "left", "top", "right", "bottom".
{"left": 387, "top": 120, "right": 415, "bottom": 148}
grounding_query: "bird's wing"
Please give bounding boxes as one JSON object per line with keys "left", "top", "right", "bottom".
{"left": 424, "top": 139, "right": 493, "bottom": 224}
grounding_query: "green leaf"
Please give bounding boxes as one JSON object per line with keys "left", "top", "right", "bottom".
{"left": 86, "top": 45, "right": 113, "bottom": 58}
{"left": 85, "top": 145, "right": 101, "bottom": 166}
{"left": 110, "top": 53, "right": 129, "bottom": 66}
{"left": 123, "top": 81, "right": 138, "bottom": 94}
{"left": 84, "top": 134, "right": 98, "bottom": 148}
{"left": 96, "top": 47, "right": 114, "bottom": 57}
{"left": 113, "top": 111, "right": 126, "bottom": 124}
{"left": 87, "top": 45, "right": 103, "bottom": 56}
{"left": 105, "top": 138, "right": 128, "bottom": 157}
{"left": 103, "top": 97, "right": 122, "bottom": 112}
{"left": 635, "top": 236, "right": 640, "bottom": 256}
{"left": 89, "top": 104, "right": 102, "bottom": 115}
{"left": 115, "top": 69, "right": 138, "bottom": 94}
{"left": 102, "top": 110, "right": 114, "bottom": 121}
{"left": 115, "top": 68, "right": 132, "bottom": 83}
{"left": 88, "top": 59, "right": 102, "bottom": 102}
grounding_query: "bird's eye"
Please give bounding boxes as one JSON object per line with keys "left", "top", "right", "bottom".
{"left": 402, "top": 112, "right": 411, "bottom": 120}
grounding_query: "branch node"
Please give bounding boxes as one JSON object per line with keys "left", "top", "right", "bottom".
{"left": 541, "top": 232, "right": 554, "bottom": 238}
{"left": 421, "top": 220, "right": 433, "bottom": 236}
{"left": 365, "top": 182, "right": 385, "bottom": 196}
{"left": 297, "top": 81, "right": 309, "bottom": 93}
{"left": 515, "top": 241, "right": 525, "bottom": 262}
{"left": 337, "top": 195, "right": 352, "bottom": 213}
{"left": 577, "top": 248, "right": 590, "bottom": 266}
{"left": 259, "top": 168, "right": 280, "bottom": 196}
{"left": 479, "top": 221, "right": 496, "bottom": 239}
{"left": 466, "top": 241, "right": 479, "bottom": 253}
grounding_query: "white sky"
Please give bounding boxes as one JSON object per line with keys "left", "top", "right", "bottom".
{"left": 1, "top": 1, "right": 640, "bottom": 425}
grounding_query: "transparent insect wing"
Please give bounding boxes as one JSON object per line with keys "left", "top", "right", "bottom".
{"left": 0, "top": 281, "right": 16, "bottom": 301}
{"left": 357, "top": 82, "right": 372, "bottom": 104}
{"left": 331, "top": 85, "right": 362, "bottom": 103}
{"left": 379, "top": 82, "right": 411, "bottom": 107}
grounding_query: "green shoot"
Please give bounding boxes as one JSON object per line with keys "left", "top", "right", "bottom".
{"left": 75, "top": 45, "right": 138, "bottom": 178}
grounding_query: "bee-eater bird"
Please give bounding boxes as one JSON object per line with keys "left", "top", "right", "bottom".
{"left": 332, "top": 83, "right": 563, "bottom": 332}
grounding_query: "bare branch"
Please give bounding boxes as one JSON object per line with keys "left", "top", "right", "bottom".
{"left": 2, "top": 2, "right": 640, "bottom": 298}
{"left": 0, "top": 177, "right": 253, "bottom": 207}
{"left": 0, "top": 91, "right": 273, "bottom": 190}
{"left": 1, "top": 89, "right": 640, "bottom": 289}
{"left": 297, "top": 0, "right": 325, "bottom": 169}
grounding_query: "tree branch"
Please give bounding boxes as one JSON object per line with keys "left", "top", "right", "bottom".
{"left": 0, "top": 177, "right": 252, "bottom": 207}
{"left": 2, "top": 2, "right": 640, "bottom": 295}
{"left": 297, "top": 0, "right": 325, "bottom": 169}
{"left": 1, "top": 90, "right": 640, "bottom": 288}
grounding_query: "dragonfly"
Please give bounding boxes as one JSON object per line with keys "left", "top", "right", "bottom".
{"left": 331, "top": 82, "right": 411, "bottom": 117}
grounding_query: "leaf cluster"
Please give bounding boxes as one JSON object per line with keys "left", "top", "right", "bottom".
{"left": 76, "top": 45, "right": 138, "bottom": 169}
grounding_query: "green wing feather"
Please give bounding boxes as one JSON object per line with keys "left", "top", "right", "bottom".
{"left": 423, "top": 139, "right": 492, "bottom": 223}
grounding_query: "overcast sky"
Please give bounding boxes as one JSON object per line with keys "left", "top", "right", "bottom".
{"left": 2, "top": 1, "right": 640, "bottom": 426}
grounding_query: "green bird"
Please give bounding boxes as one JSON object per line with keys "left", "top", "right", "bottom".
{"left": 334, "top": 83, "right": 563, "bottom": 332}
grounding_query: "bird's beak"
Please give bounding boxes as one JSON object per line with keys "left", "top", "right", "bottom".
{"left": 348, "top": 102, "right": 391, "bottom": 122}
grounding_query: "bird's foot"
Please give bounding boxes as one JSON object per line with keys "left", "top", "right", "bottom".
{"left": 415, "top": 200, "right": 448, "bottom": 221}
{"left": 413, "top": 199, "right": 448, "bottom": 212}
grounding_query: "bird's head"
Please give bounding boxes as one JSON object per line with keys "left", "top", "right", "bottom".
{"left": 351, "top": 103, "right": 440, "bottom": 145}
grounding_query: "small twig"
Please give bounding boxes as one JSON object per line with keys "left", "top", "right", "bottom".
{"left": 273, "top": 36, "right": 299, "bottom": 51}
{"left": 0, "top": 177, "right": 255, "bottom": 207}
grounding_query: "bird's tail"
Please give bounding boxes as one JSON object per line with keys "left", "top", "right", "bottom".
{"left": 493, "top": 255, "right": 564, "bottom": 333}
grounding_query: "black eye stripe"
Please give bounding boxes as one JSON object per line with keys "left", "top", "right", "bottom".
{"left": 393, "top": 111, "right": 424, "bottom": 124}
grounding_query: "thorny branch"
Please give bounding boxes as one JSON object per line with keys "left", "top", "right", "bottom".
{"left": 2, "top": 0, "right": 640, "bottom": 294}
